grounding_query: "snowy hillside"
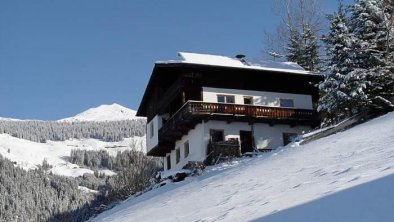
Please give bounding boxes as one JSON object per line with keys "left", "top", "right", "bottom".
{"left": 59, "top": 103, "right": 141, "bottom": 122}
{"left": 92, "top": 112, "right": 394, "bottom": 222}
{"left": 0, "top": 134, "right": 145, "bottom": 177}
{"left": 0, "top": 103, "right": 146, "bottom": 177}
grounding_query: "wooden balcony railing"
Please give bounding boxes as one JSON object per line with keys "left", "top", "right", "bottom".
{"left": 188, "top": 102, "right": 316, "bottom": 120}
{"left": 158, "top": 101, "right": 318, "bottom": 144}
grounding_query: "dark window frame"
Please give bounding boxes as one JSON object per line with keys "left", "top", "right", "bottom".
{"left": 176, "top": 148, "right": 181, "bottom": 164}
{"left": 217, "top": 95, "right": 235, "bottom": 104}
{"left": 166, "top": 155, "right": 171, "bottom": 170}
{"left": 150, "top": 122, "right": 154, "bottom": 138}
{"left": 184, "top": 141, "right": 190, "bottom": 158}
{"left": 283, "top": 132, "right": 298, "bottom": 146}
{"left": 210, "top": 129, "right": 224, "bottom": 142}
{"left": 243, "top": 96, "right": 253, "bottom": 105}
{"left": 280, "top": 98, "right": 295, "bottom": 108}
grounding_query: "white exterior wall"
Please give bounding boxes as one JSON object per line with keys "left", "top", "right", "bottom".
{"left": 252, "top": 123, "right": 309, "bottom": 149}
{"left": 202, "top": 87, "right": 313, "bottom": 109}
{"left": 165, "top": 120, "right": 311, "bottom": 170}
{"left": 146, "top": 115, "right": 162, "bottom": 153}
{"left": 169, "top": 123, "right": 205, "bottom": 169}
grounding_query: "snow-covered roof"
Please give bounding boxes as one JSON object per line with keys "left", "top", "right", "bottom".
{"left": 156, "top": 52, "right": 311, "bottom": 75}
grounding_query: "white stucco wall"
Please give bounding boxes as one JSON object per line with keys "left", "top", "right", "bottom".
{"left": 252, "top": 123, "right": 310, "bottom": 149}
{"left": 169, "top": 123, "right": 205, "bottom": 169}
{"left": 146, "top": 115, "right": 162, "bottom": 153}
{"left": 164, "top": 120, "right": 312, "bottom": 170}
{"left": 202, "top": 87, "right": 313, "bottom": 109}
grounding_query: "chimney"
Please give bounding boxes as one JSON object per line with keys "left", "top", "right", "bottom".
{"left": 235, "top": 54, "right": 249, "bottom": 66}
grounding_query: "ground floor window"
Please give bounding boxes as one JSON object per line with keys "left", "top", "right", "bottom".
{"left": 210, "top": 129, "right": 224, "bottom": 142}
{"left": 166, "top": 155, "right": 171, "bottom": 170}
{"left": 283, "top": 133, "right": 298, "bottom": 146}
{"left": 150, "top": 122, "right": 154, "bottom": 138}
{"left": 176, "top": 148, "right": 181, "bottom": 164}
{"left": 184, "top": 141, "right": 189, "bottom": 158}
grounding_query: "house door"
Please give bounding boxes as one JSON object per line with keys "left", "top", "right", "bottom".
{"left": 240, "top": 131, "right": 253, "bottom": 153}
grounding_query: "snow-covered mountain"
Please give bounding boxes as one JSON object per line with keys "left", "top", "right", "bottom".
{"left": 59, "top": 103, "right": 141, "bottom": 122}
{"left": 92, "top": 112, "right": 394, "bottom": 222}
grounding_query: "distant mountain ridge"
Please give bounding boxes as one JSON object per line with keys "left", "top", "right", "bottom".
{"left": 59, "top": 103, "right": 141, "bottom": 122}
{"left": 0, "top": 103, "right": 141, "bottom": 122}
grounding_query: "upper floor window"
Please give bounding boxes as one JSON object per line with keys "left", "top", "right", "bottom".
{"left": 243, "top": 96, "right": 253, "bottom": 105}
{"left": 280, "top": 99, "right": 294, "bottom": 108}
{"left": 150, "top": 122, "right": 154, "bottom": 138}
{"left": 217, "top": 95, "right": 235, "bottom": 104}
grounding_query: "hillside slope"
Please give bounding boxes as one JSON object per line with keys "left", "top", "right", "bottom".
{"left": 0, "top": 134, "right": 145, "bottom": 177}
{"left": 92, "top": 112, "right": 394, "bottom": 222}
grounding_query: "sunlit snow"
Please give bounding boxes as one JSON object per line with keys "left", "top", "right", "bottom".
{"left": 92, "top": 112, "right": 394, "bottom": 222}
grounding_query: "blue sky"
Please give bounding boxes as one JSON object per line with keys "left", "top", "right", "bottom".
{"left": 0, "top": 0, "right": 347, "bottom": 120}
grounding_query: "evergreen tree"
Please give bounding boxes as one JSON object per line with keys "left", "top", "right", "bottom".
{"left": 286, "top": 28, "right": 303, "bottom": 65}
{"left": 286, "top": 25, "right": 321, "bottom": 71}
{"left": 347, "top": 0, "right": 394, "bottom": 112}
{"left": 319, "top": 0, "right": 394, "bottom": 124}
{"left": 319, "top": 0, "right": 355, "bottom": 123}
{"left": 301, "top": 24, "right": 321, "bottom": 71}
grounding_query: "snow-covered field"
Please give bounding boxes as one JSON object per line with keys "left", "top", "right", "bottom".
{"left": 0, "top": 134, "right": 145, "bottom": 177}
{"left": 92, "top": 112, "right": 394, "bottom": 222}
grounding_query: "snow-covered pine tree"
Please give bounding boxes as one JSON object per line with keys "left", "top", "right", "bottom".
{"left": 286, "top": 28, "right": 303, "bottom": 66}
{"left": 347, "top": 0, "right": 394, "bottom": 113}
{"left": 301, "top": 24, "right": 321, "bottom": 72}
{"left": 319, "top": 0, "right": 355, "bottom": 124}
{"left": 286, "top": 25, "right": 321, "bottom": 72}
{"left": 379, "top": 0, "right": 394, "bottom": 106}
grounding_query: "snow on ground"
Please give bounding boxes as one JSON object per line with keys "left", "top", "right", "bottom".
{"left": 0, "top": 134, "right": 145, "bottom": 177}
{"left": 92, "top": 112, "right": 394, "bottom": 222}
{"left": 59, "top": 103, "right": 142, "bottom": 122}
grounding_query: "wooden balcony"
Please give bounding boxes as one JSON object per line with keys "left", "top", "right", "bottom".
{"left": 148, "top": 101, "right": 318, "bottom": 156}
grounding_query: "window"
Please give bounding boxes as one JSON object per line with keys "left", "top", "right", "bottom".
{"left": 150, "top": 122, "right": 154, "bottom": 138}
{"left": 166, "top": 155, "right": 171, "bottom": 170}
{"left": 283, "top": 133, "right": 298, "bottom": 146}
{"left": 280, "top": 99, "right": 294, "bottom": 108}
{"left": 176, "top": 148, "right": 180, "bottom": 164}
{"left": 217, "top": 95, "right": 225, "bottom": 103}
{"left": 210, "top": 129, "right": 224, "bottom": 142}
{"left": 226, "top": 95, "right": 235, "bottom": 103}
{"left": 217, "top": 95, "right": 235, "bottom": 104}
{"left": 243, "top": 96, "right": 253, "bottom": 105}
{"left": 184, "top": 141, "right": 190, "bottom": 158}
